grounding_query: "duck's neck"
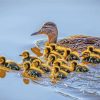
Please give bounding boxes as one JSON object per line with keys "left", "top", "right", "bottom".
{"left": 47, "top": 32, "right": 58, "bottom": 43}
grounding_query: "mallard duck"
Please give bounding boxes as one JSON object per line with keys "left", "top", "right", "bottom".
{"left": 65, "top": 49, "right": 80, "bottom": 61}
{"left": 20, "top": 51, "right": 37, "bottom": 63}
{"left": 31, "top": 59, "right": 51, "bottom": 73}
{"left": 31, "top": 22, "right": 100, "bottom": 51}
{"left": 50, "top": 66, "right": 68, "bottom": 83}
{"left": 71, "top": 61, "right": 89, "bottom": 72}
{"left": 87, "top": 46, "right": 100, "bottom": 55}
{"left": 81, "top": 51, "right": 100, "bottom": 64}
{"left": 22, "top": 62, "right": 44, "bottom": 80}
{"left": 0, "top": 56, "right": 21, "bottom": 71}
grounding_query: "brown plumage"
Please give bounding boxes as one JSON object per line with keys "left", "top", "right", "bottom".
{"left": 31, "top": 22, "right": 100, "bottom": 52}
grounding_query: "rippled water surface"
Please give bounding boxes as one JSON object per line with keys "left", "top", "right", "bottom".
{"left": 32, "top": 40, "right": 100, "bottom": 100}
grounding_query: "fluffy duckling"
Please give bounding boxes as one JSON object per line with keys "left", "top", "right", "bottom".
{"left": 50, "top": 66, "right": 68, "bottom": 83}
{"left": 66, "top": 49, "right": 80, "bottom": 61}
{"left": 49, "top": 43, "right": 57, "bottom": 51}
{"left": 0, "top": 56, "right": 20, "bottom": 71}
{"left": 20, "top": 51, "right": 37, "bottom": 63}
{"left": 87, "top": 46, "right": 100, "bottom": 55}
{"left": 47, "top": 51, "right": 63, "bottom": 66}
{"left": 53, "top": 59, "right": 70, "bottom": 73}
{"left": 71, "top": 61, "right": 89, "bottom": 72}
{"left": 43, "top": 46, "right": 53, "bottom": 59}
{"left": 31, "top": 59, "right": 51, "bottom": 73}
{"left": 81, "top": 51, "right": 100, "bottom": 64}
{"left": 56, "top": 46, "right": 67, "bottom": 59}
{"left": 22, "top": 62, "right": 44, "bottom": 79}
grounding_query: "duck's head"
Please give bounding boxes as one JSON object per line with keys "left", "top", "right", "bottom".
{"left": 20, "top": 51, "right": 30, "bottom": 59}
{"left": 23, "top": 62, "right": 30, "bottom": 71}
{"left": 0, "top": 56, "right": 6, "bottom": 64}
{"left": 31, "top": 59, "right": 42, "bottom": 67}
{"left": 87, "top": 46, "right": 94, "bottom": 52}
{"left": 31, "top": 22, "right": 58, "bottom": 43}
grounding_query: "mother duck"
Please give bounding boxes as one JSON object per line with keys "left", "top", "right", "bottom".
{"left": 31, "top": 22, "right": 100, "bottom": 52}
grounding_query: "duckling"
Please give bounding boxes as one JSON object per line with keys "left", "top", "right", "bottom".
{"left": 22, "top": 62, "right": 44, "bottom": 80}
{"left": 49, "top": 43, "right": 57, "bottom": 51}
{"left": 56, "top": 46, "right": 67, "bottom": 58}
{"left": 43, "top": 46, "right": 53, "bottom": 59}
{"left": 47, "top": 53, "right": 58, "bottom": 66}
{"left": 0, "top": 56, "right": 21, "bottom": 71}
{"left": 31, "top": 59, "right": 51, "bottom": 73}
{"left": 87, "top": 46, "right": 100, "bottom": 55}
{"left": 81, "top": 51, "right": 100, "bottom": 64}
{"left": 66, "top": 49, "right": 80, "bottom": 61}
{"left": 50, "top": 66, "right": 68, "bottom": 83}
{"left": 20, "top": 51, "right": 37, "bottom": 63}
{"left": 71, "top": 61, "right": 89, "bottom": 72}
{"left": 53, "top": 59, "right": 70, "bottom": 73}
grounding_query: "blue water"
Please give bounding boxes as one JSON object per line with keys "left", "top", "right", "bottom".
{"left": 0, "top": 0, "right": 100, "bottom": 100}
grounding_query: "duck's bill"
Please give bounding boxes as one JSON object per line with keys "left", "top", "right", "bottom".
{"left": 31, "top": 31, "right": 40, "bottom": 36}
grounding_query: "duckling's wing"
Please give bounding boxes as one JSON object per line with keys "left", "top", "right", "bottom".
{"left": 6, "top": 61, "right": 21, "bottom": 70}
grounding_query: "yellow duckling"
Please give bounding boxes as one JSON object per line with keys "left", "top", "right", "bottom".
{"left": 43, "top": 46, "right": 53, "bottom": 59}
{"left": 0, "top": 56, "right": 21, "bottom": 71}
{"left": 50, "top": 66, "right": 68, "bottom": 83}
{"left": 22, "top": 62, "right": 44, "bottom": 80}
{"left": 47, "top": 52, "right": 62, "bottom": 66}
{"left": 53, "top": 59, "right": 70, "bottom": 73}
{"left": 81, "top": 51, "right": 100, "bottom": 64}
{"left": 66, "top": 49, "right": 80, "bottom": 61}
{"left": 49, "top": 43, "right": 57, "bottom": 51}
{"left": 87, "top": 46, "right": 100, "bottom": 55}
{"left": 71, "top": 61, "right": 89, "bottom": 72}
{"left": 20, "top": 51, "right": 37, "bottom": 63}
{"left": 56, "top": 46, "right": 67, "bottom": 59}
{"left": 31, "top": 59, "right": 51, "bottom": 73}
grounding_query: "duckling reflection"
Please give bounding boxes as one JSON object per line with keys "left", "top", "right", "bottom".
{"left": 31, "top": 59, "right": 51, "bottom": 73}
{"left": 81, "top": 51, "right": 100, "bottom": 64}
{"left": 22, "top": 62, "right": 44, "bottom": 80}
{"left": 50, "top": 66, "right": 68, "bottom": 83}
{"left": 0, "top": 56, "right": 21, "bottom": 71}
{"left": 20, "top": 51, "right": 37, "bottom": 63}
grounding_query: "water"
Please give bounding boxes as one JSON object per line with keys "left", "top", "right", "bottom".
{"left": 30, "top": 40, "right": 100, "bottom": 100}
{"left": 0, "top": 0, "right": 100, "bottom": 100}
